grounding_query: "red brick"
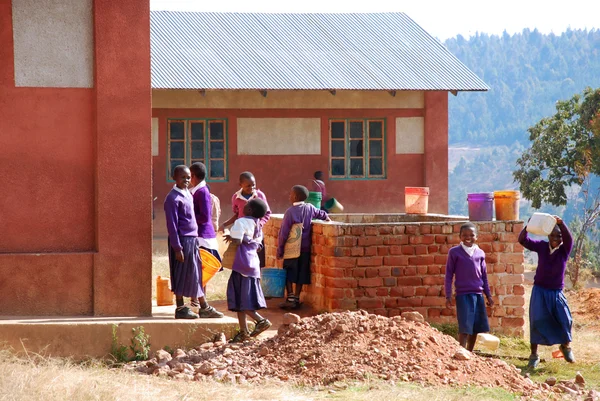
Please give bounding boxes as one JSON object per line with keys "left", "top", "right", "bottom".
{"left": 502, "top": 296, "right": 525, "bottom": 306}
{"left": 426, "top": 286, "right": 442, "bottom": 296}
{"left": 385, "top": 298, "right": 398, "bottom": 308}
{"left": 433, "top": 255, "right": 447, "bottom": 265}
{"left": 405, "top": 225, "right": 418, "bottom": 235}
{"left": 351, "top": 227, "right": 364, "bottom": 236}
{"left": 326, "top": 278, "right": 357, "bottom": 288}
{"left": 358, "top": 236, "right": 385, "bottom": 246}
{"left": 441, "top": 225, "right": 453, "bottom": 234}
{"left": 434, "top": 235, "right": 447, "bottom": 244}
{"left": 366, "top": 267, "right": 379, "bottom": 278}
{"left": 393, "top": 226, "right": 406, "bottom": 234}
{"left": 390, "top": 287, "right": 403, "bottom": 297}
{"left": 422, "top": 297, "right": 446, "bottom": 306}
{"left": 512, "top": 285, "right": 525, "bottom": 295}
{"left": 441, "top": 308, "right": 454, "bottom": 316}
{"left": 502, "top": 317, "right": 525, "bottom": 327}
{"left": 493, "top": 264, "right": 506, "bottom": 273}
{"left": 401, "top": 245, "right": 415, "bottom": 255}
{"left": 391, "top": 267, "right": 402, "bottom": 277}
{"left": 388, "top": 245, "right": 402, "bottom": 254}
{"left": 493, "top": 306, "right": 506, "bottom": 317}
{"left": 428, "top": 308, "right": 441, "bottom": 318}
{"left": 379, "top": 226, "right": 393, "bottom": 235}
{"left": 383, "top": 277, "right": 396, "bottom": 286}
{"left": 513, "top": 263, "right": 524, "bottom": 274}
{"left": 385, "top": 236, "right": 409, "bottom": 246}
{"left": 354, "top": 288, "right": 365, "bottom": 297}
{"left": 365, "top": 227, "right": 379, "bottom": 236}
{"left": 388, "top": 309, "right": 401, "bottom": 317}
{"left": 397, "top": 277, "right": 422, "bottom": 286}
{"left": 414, "top": 245, "right": 428, "bottom": 255}
{"left": 422, "top": 275, "right": 444, "bottom": 285}
{"left": 512, "top": 307, "right": 525, "bottom": 317}
{"left": 495, "top": 285, "right": 507, "bottom": 295}
{"left": 500, "top": 274, "right": 523, "bottom": 285}
{"left": 479, "top": 243, "right": 492, "bottom": 253}
{"left": 404, "top": 266, "right": 416, "bottom": 276}
{"left": 364, "top": 246, "right": 378, "bottom": 256}
{"left": 365, "top": 288, "right": 377, "bottom": 297}
{"left": 397, "top": 298, "right": 412, "bottom": 307}
{"left": 417, "top": 266, "right": 428, "bottom": 275}
{"left": 351, "top": 247, "right": 365, "bottom": 257}
{"left": 427, "top": 265, "right": 441, "bottom": 274}
{"left": 514, "top": 243, "right": 524, "bottom": 252}
{"left": 357, "top": 299, "right": 383, "bottom": 309}
{"left": 358, "top": 277, "right": 383, "bottom": 287}
{"left": 428, "top": 245, "right": 439, "bottom": 253}
{"left": 384, "top": 255, "right": 408, "bottom": 266}
{"left": 492, "top": 242, "right": 507, "bottom": 252}
{"left": 402, "top": 287, "right": 415, "bottom": 297}
{"left": 377, "top": 246, "right": 389, "bottom": 256}
{"left": 415, "top": 287, "right": 427, "bottom": 296}
{"left": 422, "top": 235, "right": 435, "bottom": 245}
{"left": 324, "top": 288, "right": 345, "bottom": 298}
{"left": 447, "top": 234, "right": 460, "bottom": 244}
{"left": 378, "top": 267, "right": 391, "bottom": 277}
{"left": 420, "top": 225, "right": 431, "bottom": 234}
{"left": 439, "top": 244, "right": 450, "bottom": 254}
{"left": 352, "top": 268, "right": 366, "bottom": 278}
{"left": 376, "top": 288, "right": 389, "bottom": 296}
{"left": 409, "top": 255, "right": 435, "bottom": 265}
{"left": 408, "top": 297, "right": 422, "bottom": 306}
{"left": 409, "top": 236, "right": 423, "bottom": 245}
{"left": 327, "top": 257, "right": 356, "bottom": 268}
{"left": 324, "top": 268, "right": 346, "bottom": 278}
{"left": 432, "top": 225, "right": 442, "bottom": 234}
{"left": 357, "top": 256, "right": 383, "bottom": 267}
{"left": 329, "top": 298, "right": 357, "bottom": 310}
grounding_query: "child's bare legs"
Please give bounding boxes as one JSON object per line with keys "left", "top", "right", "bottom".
{"left": 285, "top": 281, "right": 294, "bottom": 297}
{"left": 237, "top": 311, "right": 249, "bottom": 334}
{"left": 530, "top": 343, "right": 538, "bottom": 357}
{"left": 246, "top": 310, "right": 264, "bottom": 323}
{"left": 458, "top": 333, "right": 477, "bottom": 351}
{"left": 176, "top": 296, "right": 185, "bottom": 307}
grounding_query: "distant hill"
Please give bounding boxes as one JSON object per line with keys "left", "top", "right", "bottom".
{"left": 444, "top": 28, "right": 600, "bottom": 217}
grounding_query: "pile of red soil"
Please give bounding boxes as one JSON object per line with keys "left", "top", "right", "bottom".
{"left": 570, "top": 288, "right": 600, "bottom": 326}
{"left": 126, "top": 311, "right": 543, "bottom": 397}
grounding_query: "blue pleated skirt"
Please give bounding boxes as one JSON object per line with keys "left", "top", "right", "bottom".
{"left": 168, "top": 236, "right": 204, "bottom": 298}
{"left": 529, "top": 285, "right": 572, "bottom": 345}
{"left": 227, "top": 271, "right": 267, "bottom": 312}
{"left": 456, "top": 293, "right": 490, "bottom": 335}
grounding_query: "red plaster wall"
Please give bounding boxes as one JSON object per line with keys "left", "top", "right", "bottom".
{"left": 0, "top": 0, "right": 151, "bottom": 316}
{"left": 152, "top": 106, "right": 445, "bottom": 228}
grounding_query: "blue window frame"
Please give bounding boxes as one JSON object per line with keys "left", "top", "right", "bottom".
{"left": 167, "top": 119, "right": 228, "bottom": 181}
{"left": 329, "top": 119, "right": 386, "bottom": 179}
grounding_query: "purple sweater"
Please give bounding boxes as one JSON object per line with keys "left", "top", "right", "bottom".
{"left": 192, "top": 185, "right": 217, "bottom": 240}
{"left": 518, "top": 223, "right": 573, "bottom": 290}
{"left": 445, "top": 246, "right": 491, "bottom": 299}
{"left": 164, "top": 188, "right": 198, "bottom": 251}
{"left": 277, "top": 203, "right": 329, "bottom": 259}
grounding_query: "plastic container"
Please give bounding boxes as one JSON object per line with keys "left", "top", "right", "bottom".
{"left": 552, "top": 349, "right": 564, "bottom": 359}
{"left": 324, "top": 198, "right": 344, "bottom": 213}
{"left": 156, "top": 276, "right": 174, "bottom": 306}
{"left": 467, "top": 192, "right": 494, "bottom": 221}
{"left": 526, "top": 212, "right": 557, "bottom": 236}
{"left": 200, "top": 249, "right": 222, "bottom": 287}
{"left": 494, "top": 190, "right": 521, "bottom": 221}
{"left": 405, "top": 187, "right": 429, "bottom": 214}
{"left": 306, "top": 191, "right": 322, "bottom": 209}
{"left": 261, "top": 268, "right": 287, "bottom": 298}
{"left": 475, "top": 333, "right": 500, "bottom": 351}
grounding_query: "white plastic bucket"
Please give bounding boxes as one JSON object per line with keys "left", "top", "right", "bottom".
{"left": 526, "top": 213, "right": 557, "bottom": 236}
{"left": 475, "top": 333, "right": 500, "bottom": 351}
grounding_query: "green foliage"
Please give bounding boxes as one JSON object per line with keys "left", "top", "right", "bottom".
{"left": 110, "top": 325, "right": 129, "bottom": 364}
{"left": 110, "top": 325, "right": 151, "bottom": 363}
{"left": 430, "top": 322, "right": 459, "bottom": 339}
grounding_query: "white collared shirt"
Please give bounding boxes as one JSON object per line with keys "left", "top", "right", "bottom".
{"left": 234, "top": 188, "right": 257, "bottom": 201}
{"left": 549, "top": 242, "right": 563, "bottom": 255}
{"left": 293, "top": 201, "right": 305, "bottom": 206}
{"left": 460, "top": 242, "right": 479, "bottom": 257}
{"left": 189, "top": 180, "right": 206, "bottom": 195}
{"left": 173, "top": 185, "right": 192, "bottom": 199}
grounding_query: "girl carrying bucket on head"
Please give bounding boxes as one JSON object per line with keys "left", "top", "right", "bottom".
{"left": 224, "top": 198, "right": 272, "bottom": 343}
{"left": 518, "top": 215, "right": 575, "bottom": 368}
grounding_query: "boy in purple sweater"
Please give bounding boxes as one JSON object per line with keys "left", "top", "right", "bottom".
{"left": 518, "top": 216, "right": 574, "bottom": 368}
{"left": 164, "top": 165, "right": 223, "bottom": 319}
{"left": 445, "top": 222, "right": 494, "bottom": 351}
{"left": 277, "top": 185, "right": 330, "bottom": 309}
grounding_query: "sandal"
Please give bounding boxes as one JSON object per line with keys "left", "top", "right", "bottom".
{"left": 198, "top": 305, "right": 224, "bottom": 318}
{"left": 175, "top": 306, "right": 199, "bottom": 319}
{"left": 250, "top": 319, "right": 272, "bottom": 337}
{"left": 559, "top": 344, "right": 576, "bottom": 363}
{"left": 279, "top": 295, "right": 299, "bottom": 310}
{"left": 230, "top": 330, "right": 250, "bottom": 343}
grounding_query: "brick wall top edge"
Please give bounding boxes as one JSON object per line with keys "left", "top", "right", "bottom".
{"left": 268, "top": 214, "right": 522, "bottom": 226}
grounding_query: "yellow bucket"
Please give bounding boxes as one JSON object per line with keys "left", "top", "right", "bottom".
{"left": 494, "top": 190, "right": 520, "bottom": 221}
{"left": 200, "top": 249, "right": 222, "bottom": 288}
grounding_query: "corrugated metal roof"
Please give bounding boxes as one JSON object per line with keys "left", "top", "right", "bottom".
{"left": 150, "top": 12, "right": 489, "bottom": 91}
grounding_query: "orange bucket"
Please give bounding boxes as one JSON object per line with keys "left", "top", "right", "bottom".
{"left": 405, "top": 187, "right": 430, "bottom": 214}
{"left": 200, "top": 249, "right": 222, "bottom": 288}
{"left": 156, "top": 276, "right": 174, "bottom": 306}
{"left": 494, "top": 190, "right": 520, "bottom": 221}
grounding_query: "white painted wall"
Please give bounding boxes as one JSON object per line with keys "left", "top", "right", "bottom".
{"left": 237, "top": 118, "right": 321, "bottom": 155}
{"left": 12, "top": 0, "right": 93, "bottom": 88}
{"left": 396, "top": 117, "right": 424, "bottom": 154}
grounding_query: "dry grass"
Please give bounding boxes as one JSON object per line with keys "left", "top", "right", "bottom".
{"left": 0, "top": 350, "right": 517, "bottom": 401}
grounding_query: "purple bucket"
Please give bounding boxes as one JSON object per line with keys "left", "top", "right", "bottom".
{"left": 467, "top": 193, "right": 494, "bottom": 221}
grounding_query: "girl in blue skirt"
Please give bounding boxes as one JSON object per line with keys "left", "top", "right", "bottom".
{"left": 224, "top": 198, "right": 272, "bottom": 342}
{"left": 518, "top": 215, "right": 574, "bottom": 368}
{"left": 445, "top": 222, "right": 494, "bottom": 351}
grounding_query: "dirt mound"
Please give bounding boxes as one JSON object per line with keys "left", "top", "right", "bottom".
{"left": 570, "top": 288, "right": 600, "bottom": 326}
{"left": 126, "top": 311, "right": 542, "bottom": 397}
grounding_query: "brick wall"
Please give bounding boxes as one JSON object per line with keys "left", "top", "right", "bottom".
{"left": 263, "top": 215, "right": 525, "bottom": 336}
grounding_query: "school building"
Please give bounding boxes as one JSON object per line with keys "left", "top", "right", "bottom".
{"left": 0, "top": 5, "right": 487, "bottom": 317}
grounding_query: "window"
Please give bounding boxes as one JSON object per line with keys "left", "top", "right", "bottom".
{"left": 167, "top": 119, "right": 227, "bottom": 181}
{"left": 329, "top": 119, "right": 385, "bottom": 179}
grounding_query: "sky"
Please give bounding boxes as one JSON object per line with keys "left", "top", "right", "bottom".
{"left": 150, "top": 0, "right": 599, "bottom": 41}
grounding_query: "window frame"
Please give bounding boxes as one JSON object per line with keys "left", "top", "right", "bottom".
{"left": 328, "top": 118, "right": 386, "bottom": 180}
{"left": 166, "top": 118, "right": 229, "bottom": 182}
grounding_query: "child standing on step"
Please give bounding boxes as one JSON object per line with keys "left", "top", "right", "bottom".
{"left": 277, "top": 185, "right": 331, "bottom": 309}
{"left": 444, "top": 222, "right": 494, "bottom": 351}
{"left": 518, "top": 215, "right": 575, "bottom": 368}
{"left": 224, "top": 198, "right": 272, "bottom": 342}
{"left": 164, "top": 165, "right": 224, "bottom": 319}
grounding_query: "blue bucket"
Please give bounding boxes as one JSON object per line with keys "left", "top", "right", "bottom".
{"left": 261, "top": 268, "right": 287, "bottom": 298}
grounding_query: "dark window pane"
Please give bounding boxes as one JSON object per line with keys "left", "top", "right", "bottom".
{"left": 169, "top": 122, "right": 184, "bottom": 139}
{"left": 369, "top": 121, "right": 383, "bottom": 138}
{"left": 209, "top": 122, "right": 224, "bottom": 140}
{"left": 350, "top": 140, "right": 363, "bottom": 157}
{"left": 170, "top": 141, "right": 184, "bottom": 159}
{"left": 331, "top": 140, "right": 345, "bottom": 157}
{"left": 209, "top": 160, "right": 225, "bottom": 178}
{"left": 170, "top": 159, "right": 185, "bottom": 177}
{"left": 369, "top": 158, "right": 383, "bottom": 176}
{"left": 331, "top": 121, "right": 345, "bottom": 139}
{"left": 191, "top": 141, "right": 204, "bottom": 159}
{"left": 210, "top": 141, "right": 224, "bottom": 158}
{"left": 350, "top": 159, "right": 364, "bottom": 176}
{"left": 350, "top": 121, "right": 364, "bottom": 138}
{"left": 369, "top": 140, "right": 382, "bottom": 157}
{"left": 331, "top": 159, "right": 345, "bottom": 176}
{"left": 191, "top": 122, "right": 204, "bottom": 140}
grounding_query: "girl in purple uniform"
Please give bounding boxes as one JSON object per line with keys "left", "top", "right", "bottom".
{"left": 445, "top": 222, "right": 494, "bottom": 351}
{"left": 519, "top": 215, "right": 575, "bottom": 368}
{"left": 224, "top": 198, "right": 272, "bottom": 342}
